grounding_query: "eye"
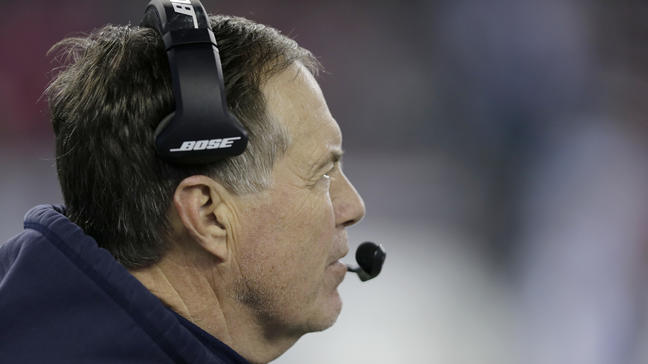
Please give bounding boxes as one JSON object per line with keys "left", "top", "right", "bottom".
{"left": 324, "top": 164, "right": 337, "bottom": 179}
{"left": 316, "top": 166, "right": 335, "bottom": 188}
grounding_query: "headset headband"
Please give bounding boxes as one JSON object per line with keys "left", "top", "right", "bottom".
{"left": 141, "top": 0, "right": 248, "bottom": 164}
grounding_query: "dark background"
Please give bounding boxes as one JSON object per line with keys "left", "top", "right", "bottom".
{"left": 2, "top": 1, "right": 648, "bottom": 363}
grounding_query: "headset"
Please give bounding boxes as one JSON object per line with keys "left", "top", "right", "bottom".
{"left": 141, "top": 0, "right": 247, "bottom": 165}
{"left": 141, "top": 0, "right": 386, "bottom": 281}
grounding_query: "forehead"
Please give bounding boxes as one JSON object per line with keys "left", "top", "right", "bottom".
{"left": 261, "top": 63, "right": 342, "bottom": 153}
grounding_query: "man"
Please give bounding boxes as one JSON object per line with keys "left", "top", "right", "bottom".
{"left": 0, "top": 14, "right": 365, "bottom": 364}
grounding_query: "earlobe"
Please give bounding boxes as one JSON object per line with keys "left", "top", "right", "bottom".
{"left": 173, "top": 175, "right": 232, "bottom": 261}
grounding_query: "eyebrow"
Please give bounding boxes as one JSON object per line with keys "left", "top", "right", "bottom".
{"left": 312, "top": 149, "right": 344, "bottom": 175}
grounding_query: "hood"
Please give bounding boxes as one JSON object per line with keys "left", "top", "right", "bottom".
{"left": 0, "top": 205, "right": 247, "bottom": 364}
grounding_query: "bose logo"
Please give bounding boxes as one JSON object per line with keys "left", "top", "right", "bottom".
{"left": 169, "top": 137, "right": 242, "bottom": 152}
{"left": 170, "top": 0, "right": 198, "bottom": 29}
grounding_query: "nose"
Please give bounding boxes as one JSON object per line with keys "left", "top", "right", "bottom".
{"left": 332, "top": 170, "right": 366, "bottom": 228}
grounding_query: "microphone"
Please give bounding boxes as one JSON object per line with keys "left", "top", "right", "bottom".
{"left": 346, "top": 241, "right": 386, "bottom": 281}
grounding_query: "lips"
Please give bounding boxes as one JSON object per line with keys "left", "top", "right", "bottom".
{"left": 328, "top": 246, "right": 349, "bottom": 266}
{"left": 326, "top": 232, "right": 350, "bottom": 266}
{"left": 327, "top": 260, "right": 348, "bottom": 284}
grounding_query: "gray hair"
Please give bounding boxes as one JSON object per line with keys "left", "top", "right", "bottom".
{"left": 45, "top": 15, "right": 321, "bottom": 268}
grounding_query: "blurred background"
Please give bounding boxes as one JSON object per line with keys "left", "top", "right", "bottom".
{"left": 2, "top": 0, "right": 648, "bottom": 363}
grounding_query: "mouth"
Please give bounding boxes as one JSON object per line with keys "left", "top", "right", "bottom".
{"left": 328, "top": 246, "right": 349, "bottom": 266}
{"left": 327, "top": 260, "right": 348, "bottom": 284}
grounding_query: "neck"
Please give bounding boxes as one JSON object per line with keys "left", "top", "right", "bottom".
{"left": 128, "top": 247, "right": 299, "bottom": 364}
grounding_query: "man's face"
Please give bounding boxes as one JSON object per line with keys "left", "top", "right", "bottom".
{"left": 231, "top": 62, "right": 366, "bottom": 336}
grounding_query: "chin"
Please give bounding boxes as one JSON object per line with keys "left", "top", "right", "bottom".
{"left": 306, "top": 291, "right": 343, "bottom": 333}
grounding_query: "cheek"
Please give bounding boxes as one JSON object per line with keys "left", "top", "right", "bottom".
{"left": 279, "top": 187, "right": 336, "bottom": 249}
{"left": 240, "top": 188, "right": 336, "bottom": 279}
{"left": 232, "top": 185, "right": 344, "bottom": 328}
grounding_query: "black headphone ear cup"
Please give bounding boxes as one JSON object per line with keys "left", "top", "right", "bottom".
{"left": 142, "top": 0, "right": 247, "bottom": 164}
{"left": 154, "top": 112, "right": 175, "bottom": 140}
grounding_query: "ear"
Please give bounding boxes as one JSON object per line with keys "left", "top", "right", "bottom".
{"left": 172, "top": 175, "right": 233, "bottom": 261}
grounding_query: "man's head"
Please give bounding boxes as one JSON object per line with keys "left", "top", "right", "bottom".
{"left": 46, "top": 13, "right": 365, "bottom": 354}
{"left": 46, "top": 15, "right": 321, "bottom": 268}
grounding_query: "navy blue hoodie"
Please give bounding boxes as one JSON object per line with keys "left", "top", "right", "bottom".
{"left": 0, "top": 205, "right": 250, "bottom": 364}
